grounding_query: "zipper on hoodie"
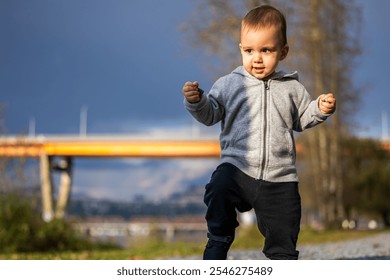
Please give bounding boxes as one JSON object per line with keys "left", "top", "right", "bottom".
{"left": 258, "top": 80, "right": 270, "bottom": 180}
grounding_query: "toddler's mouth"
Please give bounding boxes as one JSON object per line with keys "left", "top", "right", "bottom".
{"left": 253, "top": 67, "right": 264, "bottom": 72}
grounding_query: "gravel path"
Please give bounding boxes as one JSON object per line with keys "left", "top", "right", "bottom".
{"left": 231, "top": 232, "right": 390, "bottom": 260}
{"left": 180, "top": 232, "right": 390, "bottom": 260}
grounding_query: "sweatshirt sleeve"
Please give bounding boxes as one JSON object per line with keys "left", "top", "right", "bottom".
{"left": 183, "top": 81, "right": 225, "bottom": 127}
{"left": 293, "top": 89, "right": 333, "bottom": 132}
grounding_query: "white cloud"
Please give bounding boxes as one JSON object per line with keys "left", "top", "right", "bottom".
{"left": 72, "top": 158, "right": 219, "bottom": 202}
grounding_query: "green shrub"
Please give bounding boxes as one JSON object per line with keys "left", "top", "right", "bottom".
{"left": 0, "top": 192, "right": 113, "bottom": 253}
{"left": 0, "top": 192, "right": 41, "bottom": 252}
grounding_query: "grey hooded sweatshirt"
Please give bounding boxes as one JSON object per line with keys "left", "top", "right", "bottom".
{"left": 184, "top": 66, "right": 332, "bottom": 182}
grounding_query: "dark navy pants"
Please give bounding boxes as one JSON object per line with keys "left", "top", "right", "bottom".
{"left": 203, "top": 163, "right": 301, "bottom": 260}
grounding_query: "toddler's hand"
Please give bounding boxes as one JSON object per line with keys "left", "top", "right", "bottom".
{"left": 182, "top": 81, "right": 203, "bottom": 103}
{"left": 319, "top": 93, "right": 336, "bottom": 114}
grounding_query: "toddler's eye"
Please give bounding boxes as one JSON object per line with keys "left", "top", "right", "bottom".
{"left": 244, "top": 49, "right": 253, "bottom": 54}
{"left": 262, "top": 48, "right": 271, "bottom": 53}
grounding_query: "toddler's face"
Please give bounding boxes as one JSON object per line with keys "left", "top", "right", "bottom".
{"left": 240, "top": 26, "right": 288, "bottom": 79}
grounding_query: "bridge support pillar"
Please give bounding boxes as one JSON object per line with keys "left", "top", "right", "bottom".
{"left": 55, "top": 157, "right": 73, "bottom": 219}
{"left": 40, "top": 154, "right": 54, "bottom": 222}
{"left": 39, "top": 155, "right": 73, "bottom": 221}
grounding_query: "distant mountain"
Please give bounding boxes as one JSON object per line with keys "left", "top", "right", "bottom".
{"left": 169, "top": 184, "right": 205, "bottom": 205}
{"left": 67, "top": 184, "right": 206, "bottom": 219}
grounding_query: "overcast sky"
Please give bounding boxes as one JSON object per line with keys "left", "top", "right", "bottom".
{"left": 1, "top": 0, "right": 389, "bottom": 201}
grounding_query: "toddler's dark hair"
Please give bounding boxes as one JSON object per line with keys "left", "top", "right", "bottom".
{"left": 241, "top": 5, "right": 287, "bottom": 46}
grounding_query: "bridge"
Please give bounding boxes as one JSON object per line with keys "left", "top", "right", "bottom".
{"left": 1, "top": 135, "right": 389, "bottom": 221}
{"left": 0, "top": 135, "right": 220, "bottom": 221}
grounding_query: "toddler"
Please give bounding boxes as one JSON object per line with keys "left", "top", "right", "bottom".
{"left": 182, "top": 5, "right": 335, "bottom": 260}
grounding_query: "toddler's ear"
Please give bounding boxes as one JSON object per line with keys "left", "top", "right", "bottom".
{"left": 280, "top": 45, "right": 289, "bottom": 60}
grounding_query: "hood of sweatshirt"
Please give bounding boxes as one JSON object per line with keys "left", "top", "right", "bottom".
{"left": 232, "top": 66, "right": 299, "bottom": 82}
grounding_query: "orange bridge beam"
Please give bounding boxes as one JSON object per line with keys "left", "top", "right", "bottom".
{"left": 1, "top": 138, "right": 390, "bottom": 158}
{"left": 0, "top": 139, "right": 221, "bottom": 158}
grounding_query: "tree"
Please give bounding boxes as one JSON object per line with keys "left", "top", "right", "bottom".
{"left": 293, "top": 0, "right": 361, "bottom": 228}
{"left": 182, "top": 0, "right": 362, "bottom": 227}
{"left": 0, "top": 103, "right": 39, "bottom": 196}
{"left": 343, "top": 138, "right": 390, "bottom": 227}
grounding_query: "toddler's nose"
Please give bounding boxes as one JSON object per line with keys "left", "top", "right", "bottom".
{"left": 254, "top": 52, "right": 262, "bottom": 63}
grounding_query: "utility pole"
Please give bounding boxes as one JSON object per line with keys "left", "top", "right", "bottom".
{"left": 28, "top": 117, "right": 35, "bottom": 138}
{"left": 80, "top": 105, "right": 88, "bottom": 138}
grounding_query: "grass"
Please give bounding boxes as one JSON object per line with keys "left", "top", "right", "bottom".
{"left": 297, "top": 227, "right": 384, "bottom": 245}
{"left": 0, "top": 227, "right": 387, "bottom": 260}
{"left": 0, "top": 238, "right": 204, "bottom": 260}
